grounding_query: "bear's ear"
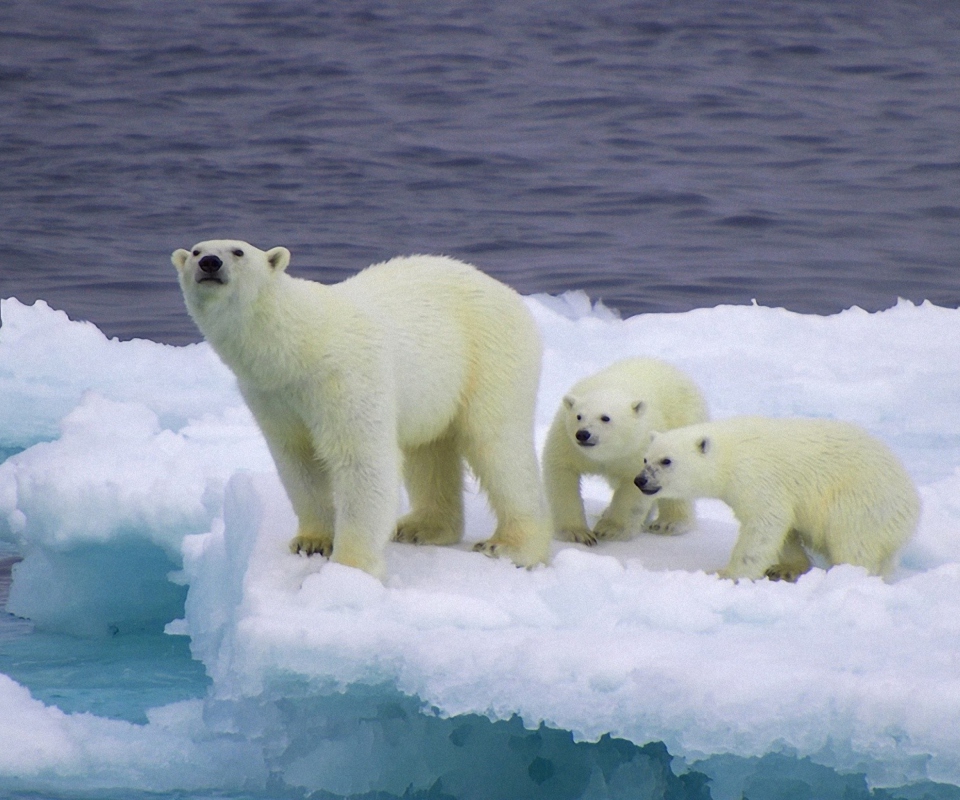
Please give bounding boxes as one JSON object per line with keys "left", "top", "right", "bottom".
{"left": 697, "top": 437, "right": 710, "bottom": 455}
{"left": 266, "top": 247, "right": 291, "bottom": 272}
{"left": 171, "top": 249, "right": 190, "bottom": 271}
{"left": 632, "top": 400, "right": 645, "bottom": 415}
{"left": 563, "top": 394, "right": 576, "bottom": 410}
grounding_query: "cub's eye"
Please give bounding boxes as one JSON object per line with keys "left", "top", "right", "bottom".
{"left": 192, "top": 249, "right": 200, "bottom": 256}
{"left": 576, "top": 414, "right": 582, "bottom": 421}
{"left": 232, "top": 249, "right": 244, "bottom": 257}
{"left": 600, "top": 415, "right": 610, "bottom": 423}
{"left": 659, "top": 458, "right": 672, "bottom": 467}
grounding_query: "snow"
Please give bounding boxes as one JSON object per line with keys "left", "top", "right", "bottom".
{"left": 2, "top": 294, "right": 960, "bottom": 795}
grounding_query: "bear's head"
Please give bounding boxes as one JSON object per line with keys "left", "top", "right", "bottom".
{"left": 172, "top": 240, "right": 291, "bottom": 317}
{"left": 561, "top": 389, "right": 654, "bottom": 463}
{"left": 634, "top": 424, "right": 717, "bottom": 499}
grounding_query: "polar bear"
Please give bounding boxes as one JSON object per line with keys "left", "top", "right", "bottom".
{"left": 542, "top": 358, "right": 709, "bottom": 545}
{"left": 635, "top": 417, "right": 920, "bottom": 581}
{"left": 172, "top": 240, "right": 551, "bottom": 578}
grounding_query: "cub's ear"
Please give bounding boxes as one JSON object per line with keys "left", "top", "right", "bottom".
{"left": 698, "top": 437, "right": 710, "bottom": 455}
{"left": 563, "top": 394, "right": 576, "bottom": 410}
{"left": 171, "top": 249, "right": 190, "bottom": 270}
{"left": 266, "top": 246, "right": 291, "bottom": 272}
{"left": 632, "top": 400, "right": 645, "bottom": 414}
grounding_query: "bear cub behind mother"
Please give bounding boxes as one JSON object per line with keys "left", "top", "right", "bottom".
{"left": 173, "top": 240, "right": 551, "bottom": 578}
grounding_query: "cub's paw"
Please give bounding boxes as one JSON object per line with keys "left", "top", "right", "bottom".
{"left": 473, "top": 532, "right": 550, "bottom": 569}
{"left": 591, "top": 517, "right": 629, "bottom": 542}
{"left": 289, "top": 531, "right": 334, "bottom": 557}
{"left": 764, "top": 564, "right": 808, "bottom": 583}
{"left": 557, "top": 526, "right": 597, "bottom": 546}
{"left": 644, "top": 518, "right": 691, "bottom": 536}
{"left": 473, "top": 539, "right": 502, "bottom": 559}
{"left": 394, "top": 515, "right": 462, "bottom": 546}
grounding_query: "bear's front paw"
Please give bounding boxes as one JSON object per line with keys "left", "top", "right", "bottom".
{"left": 557, "top": 526, "right": 597, "bottom": 546}
{"left": 289, "top": 531, "right": 334, "bottom": 558}
{"left": 591, "top": 517, "right": 629, "bottom": 542}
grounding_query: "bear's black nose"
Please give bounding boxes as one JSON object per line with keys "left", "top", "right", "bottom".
{"left": 634, "top": 473, "right": 648, "bottom": 489}
{"left": 575, "top": 429, "right": 592, "bottom": 443}
{"left": 198, "top": 255, "right": 223, "bottom": 273}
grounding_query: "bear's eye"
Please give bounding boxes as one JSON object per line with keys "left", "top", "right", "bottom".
{"left": 576, "top": 414, "right": 582, "bottom": 421}
{"left": 600, "top": 415, "right": 610, "bottom": 423}
{"left": 659, "top": 458, "right": 672, "bottom": 467}
{"left": 192, "top": 249, "right": 200, "bottom": 256}
{"left": 232, "top": 249, "right": 244, "bottom": 257}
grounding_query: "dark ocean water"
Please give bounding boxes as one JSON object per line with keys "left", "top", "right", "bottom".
{"left": 1, "top": 0, "right": 960, "bottom": 344}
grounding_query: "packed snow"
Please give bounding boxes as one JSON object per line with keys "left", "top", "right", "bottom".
{"left": 2, "top": 294, "right": 960, "bottom": 796}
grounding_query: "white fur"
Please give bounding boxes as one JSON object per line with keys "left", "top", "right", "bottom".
{"left": 637, "top": 417, "right": 920, "bottom": 580}
{"left": 542, "top": 357, "right": 708, "bottom": 545}
{"left": 173, "top": 240, "right": 551, "bottom": 578}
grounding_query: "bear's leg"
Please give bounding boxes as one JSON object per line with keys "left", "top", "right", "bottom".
{"left": 463, "top": 434, "right": 551, "bottom": 568}
{"left": 268, "top": 439, "right": 334, "bottom": 556}
{"left": 764, "top": 529, "right": 812, "bottom": 582}
{"left": 645, "top": 498, "right": 695, "bottom": 536}
{"left": 326, "top": 442, "right": 399, "bottom": 579}
{"left": 821, "top": 519, "right": 896, "bottom": 576}
{"left": 395, "top": 430, "right": 464, "bottom": 546}
{"left": 593, "top": 479, "right": 649, "bottom": 541}
{"left": 719, "top": 509, "right": 793, "bottom": 580}
{"left": 241, "top": 398, "right": 335, "bottom": 557}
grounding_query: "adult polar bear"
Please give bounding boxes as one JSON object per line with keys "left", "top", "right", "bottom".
{"left": 173, "top": 240, "right": 551, "bottom": 578}
{"left": 635, "top": 417, "right": 920, "bottom": 581}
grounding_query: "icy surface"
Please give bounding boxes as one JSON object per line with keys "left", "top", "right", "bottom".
{"left": 2, "top": 295, "right": 960, "bottom": 795}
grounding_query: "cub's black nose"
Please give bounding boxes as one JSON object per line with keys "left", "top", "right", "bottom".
{"left": 634, "top": 473, "right": 648, "bottom": 490}
{"left": 575, "top": 429, "right": 591, "bottom": 443}
{"left": 198, "top": 255, "right": 223, "bottom": 273}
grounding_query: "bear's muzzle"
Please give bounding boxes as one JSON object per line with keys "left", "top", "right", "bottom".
{"left": 634, "top": 469, "right": 660, "bottom": 495}
{"left": 197, "top": 254, "right": 225, "bottom": 284}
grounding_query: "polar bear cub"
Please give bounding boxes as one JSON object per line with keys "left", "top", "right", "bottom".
{"left": 542, "top": 357, "right": 709, "bottom": 544}
{"left": 635, "top": 417, "right": 920, "bottom": 580}
{"left": 173, "top": 240, "right": 551, "bottom": 578}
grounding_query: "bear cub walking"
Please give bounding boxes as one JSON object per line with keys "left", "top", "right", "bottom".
{"left": 542, "top": 357, "right": 709, "bottom": 545}
{"left": 636, "top": 417, "right": 919, "bottom": 580}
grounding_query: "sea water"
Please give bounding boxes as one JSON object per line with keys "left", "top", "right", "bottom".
{"left": 2, "top": 0, "right": 959, "bottom": 342}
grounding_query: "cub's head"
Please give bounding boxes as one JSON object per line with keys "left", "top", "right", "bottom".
{"left": 634, "top": 425, "right": 717, "bottom": 500}
{"left": 171, "top": 240, "right": 291, "bottom": 314}
{"left": 561, "top": 389, "right": 652, "bottom": 462}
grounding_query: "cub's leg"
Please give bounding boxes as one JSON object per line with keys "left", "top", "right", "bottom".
{"left": 543, "top": 420, "right": 593, "bottom": 544}
{"left": 764, "top": 529, "right": 812, "bottom": 582}
{"left": 719, "top": 507, "right": 793, "bottom": 581}
{"left": 592, "top": 479, "right": 650, "bottom": 541}
{"left": 395, "top": 430, "right": 464, "bottom": 546}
